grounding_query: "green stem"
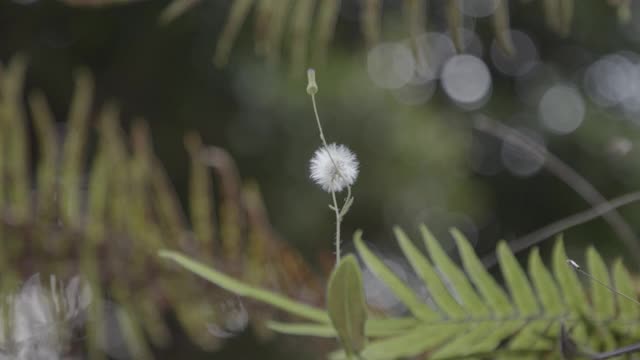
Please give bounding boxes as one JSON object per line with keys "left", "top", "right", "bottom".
{"left": 310, "top": 89, "right": 355, "bottom": 267}
{"left": 311, "top": 94, "right": 329, "bottom": 147}
{"left": 332, "top": 190, "right": 341, "bottom": 262}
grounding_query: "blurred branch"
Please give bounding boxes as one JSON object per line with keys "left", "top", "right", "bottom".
{"left": 482, "top": 191, "right": 640, "bottom": 268}
{"left": 475, "top": 117, "right": 640, "bottom": 264}
{"left": 158, "top": 0, "right": 202, "bottom": 24}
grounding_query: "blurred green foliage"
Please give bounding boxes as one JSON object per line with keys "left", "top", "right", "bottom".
{"left": 3, "top": 0, "right": 640, "bottom": 359}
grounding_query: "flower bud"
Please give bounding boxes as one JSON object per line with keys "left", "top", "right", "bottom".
{"left": 306, "top": 68, "right": 318, "bottom": 95}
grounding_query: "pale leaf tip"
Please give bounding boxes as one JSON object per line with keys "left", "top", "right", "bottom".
{"left": 158, "top": 250, "right": 175, "bottom": 259}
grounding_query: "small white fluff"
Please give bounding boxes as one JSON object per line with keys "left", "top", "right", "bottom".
{"left": 309, "top": 143, "right": 359, "bottom": 193}
{"left": 567, "top": 259, "right": 580, "bottom": 269}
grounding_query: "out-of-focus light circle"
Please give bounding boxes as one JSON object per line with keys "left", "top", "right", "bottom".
{"left": 490, "top": 30, "right": 538, "bottom": 76}
{"left": 622, "top": 66, "right": 640, "bottom": 117}
{"left": 583, "top": 60, "right": 611, "bottom": 107}
{"left": 607, "top": 137, "right": 633, "bottom": 157}
{"left": 456, "top": 0, "right": 498, "bottom": 18}
{"left": 367, "top": 42, "right": 415, "bottom": 89}
{"left": 441, "top": 54, "right": 491, "bottom": 108}
{"left": 600, "top": 54, "right": 636, "bottom": 103}
{"left": 539, "top": 85, "right": 585, "bottom": 135}
{"left": 501, "top": 128, "right": 545, "bottom": 177}
{"left": 618, "top": 52, "right": 640, "bottom": 116}
{"left": 584, "top": 54, "right": 640, "bottom": 109}
{"left": 414, "top": 32, "right": 457, "bottom": 81}
{"left": 618, "top": 50, "right": 640, "bottom": 63}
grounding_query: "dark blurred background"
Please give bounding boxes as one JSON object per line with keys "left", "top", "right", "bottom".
{"left": 3, "top": 0, "right": 640, "bottom": 358}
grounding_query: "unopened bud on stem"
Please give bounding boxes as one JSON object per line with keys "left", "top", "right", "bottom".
{"left": 306, "top": 68, "right": 318, "bottom": 95}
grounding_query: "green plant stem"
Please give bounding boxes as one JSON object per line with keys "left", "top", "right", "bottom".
{"left": 311, "top": 94, "right": 329, "bottom": 147}
{"left": 332, "top": 190, "right": 341, "bottom": 262}
{"left": 310, "top": 91, "right": 349, "bottom": 265}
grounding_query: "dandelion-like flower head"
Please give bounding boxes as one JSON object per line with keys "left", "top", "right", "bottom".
{"left": 309, "top": 143, "right": 359, "bottom": 193}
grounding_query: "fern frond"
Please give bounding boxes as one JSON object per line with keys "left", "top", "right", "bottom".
{"left": 159, "top": 0, "right": 625, "bottom": 68}
{"left": 332, "top": 231, "right": 640, "bottom": 359}
{"left": 163, "top": 223, "right": 640, "bottom": 359}
{"left": 58, "top": 0, "right": 633, "bottom": 69}
{"left": 0, "top": 56, "right": 326, "bottom": 358}
{"left": 159, "top": 250, "right": 329, "bottom": 324}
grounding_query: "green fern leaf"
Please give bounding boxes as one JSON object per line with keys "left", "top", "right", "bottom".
{"left": 552, "top": 237, "right": 589, "bottom": 314}
{"left": 363, "top": 317, "right": 419, "bottom": 336}
{"left": 158, "top": 250, "right": 329, "bottom": 323}
{"left": 515, "top": 248, "right": 564, "bottom": 356}
{"left": 330, "top": 323, "right": 463, "bottom": 360}
{"left": 116, "top": 304, "right": 154, "bottom": 360}
{"left": 394, "top": 227, "right": 467, "bottom": 319}
{"left": 354, "top": 231, "right": 439, "bottom": 322}
{"left": 360, "top": 229, "right": 640, "bottom": 359}
{"left": 612, "top": 259, "right": 640, "bottom": 337}
{"left": 528, "top": 247, "right": 564, "bottom": 315}
{"left": 267, "top": 317, "right": 418, "bottom": 339}
{"left": 586, "top": 247, "right": 618, "bottom": 352}
{"left": 160, "top": 224, "right": 640, "bottom": 359}
{"left": 496, "top": 242, "right": 545, "bottom": 358}
{"left": 267, "top": 321, "right": 337, "bottom": 338}
{"left": 420, "top": 225, "right": 490, "bottom": 317}
{"left": 587, "top": 247, "right": 616, "bottom": 319}
{"left": 497, "top": 241, "right": 539, "bottom": 316}
{"left": 453, "top": 229, "right": 514, "bottom": 317}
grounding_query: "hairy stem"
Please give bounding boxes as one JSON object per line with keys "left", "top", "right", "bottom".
{"left": 309, "top": 91, "right": 348, "bottom": 266}
{"left": 332, "top": 190, "right": 341, "bottom": 262}
{"left": 311, "top": 94, "right": 329, "bottom": 148}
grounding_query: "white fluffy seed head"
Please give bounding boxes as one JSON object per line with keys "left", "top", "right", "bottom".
{"left": 309, "top": 143, "right": 359, "bottom": 193}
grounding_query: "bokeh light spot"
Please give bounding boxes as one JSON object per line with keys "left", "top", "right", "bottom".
{"left": 583, "top": 54, "right": 639, "bottom": 108}
{"left": 490, "top": 30, "right": 538, "bottom": 76}
{"left": 441, "top": 54, "right": 491, "bottom": 109}
{"left": 367, "top": 42, "right": 415, "bottom": 89}
{"left": 414, "top": 32, "right": 457, "bottom": 82}
{"left": 539, "top": 85, "right": 585, "bottom": 135}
